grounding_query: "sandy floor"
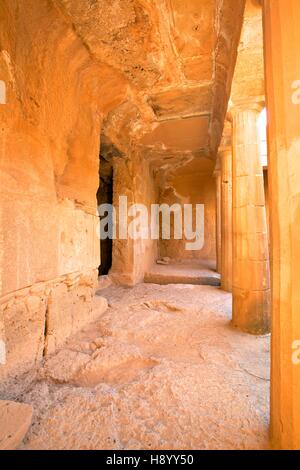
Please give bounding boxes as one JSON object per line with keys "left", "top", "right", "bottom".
{"left": 5, "top": 283, "right": 270, "bottom": 450}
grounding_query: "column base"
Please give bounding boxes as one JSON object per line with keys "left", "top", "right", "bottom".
{"left": 232, "top": 287, "right": 271, "bottom": 335}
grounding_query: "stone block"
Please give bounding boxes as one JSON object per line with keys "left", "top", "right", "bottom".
{"left": 0, "top": 400, "right": 33, "bottom": 450}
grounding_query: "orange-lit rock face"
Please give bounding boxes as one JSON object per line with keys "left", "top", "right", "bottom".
{"left": 0, "top": 0, "right": 247, "bottom": 384}
{"left": 0, "top": 0, "right": 107, "bottom": 380}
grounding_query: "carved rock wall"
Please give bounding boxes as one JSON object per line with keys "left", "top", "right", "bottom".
{"left": 0, "top": 0, "right": 111, "bottom": 380}
{"left": 0, "top": 268, "right": 108, "bottom": 383}
{"left": 0, "top": 0, "right": 247, "bottom": 381}
{"left": 158, "top": 158, "right": 217, "bottom": 262}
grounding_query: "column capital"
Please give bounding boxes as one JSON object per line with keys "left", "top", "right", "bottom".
{"left": 229, "top": 96, "right": 265, "bottom": 115}
{"left": 218, "top": 146, "right": 232, "bottom": 158}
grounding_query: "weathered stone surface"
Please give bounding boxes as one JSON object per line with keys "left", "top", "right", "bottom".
{"left": 263, "top": 0, "right": 300, "bottom": 450}
{"left": 0, "top": 400, "right": 33, "bottom": 450}
{"left": 0, "top": 270, "right": 107, "bottom": 381}
{"left": 44, "top": 279, "right": 108, "bottom": 355}
{"left": 10, "top": 284, "right": 269, "bottom": 450}
{"left": 148, "top": 86, "right": 213, "bottom": 120}
{"left": 231, "top": 105, "right": 270, "bottom": 335}
{"left": 1, "top": 294, "right": 47, "bottom": 381}
{"left": 110, "top": 153, "right": 158, "bottom": 285}
{"left": 54, "top": 0, "right": 245, "bottom": 165}
{"left": 0, "top": 0, "right": 247, "bottom": 381}
{"left": 41, "top": 350, "right": 91, "bottom": 384}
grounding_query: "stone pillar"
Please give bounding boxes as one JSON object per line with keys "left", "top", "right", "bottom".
{"left": 213, "top": 160, "right": 222, "bottom": 274}
{"left": 110, "top": 156, "right": 135, "bottom": 286}
{"left": 263, "top": 0, "right": 300, "bottom": 449}
{"left": 219, "top": 147, "right": 232, "bottom": 292}
{"left": 231, "top": 103, "right": 271, "bottom": 335}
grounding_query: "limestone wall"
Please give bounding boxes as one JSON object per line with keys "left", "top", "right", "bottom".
{"left": 159, "top": 158, "right": 217, "bottom": 263}
{"left": 0, "top": 0, "right": 111, "bottom": 380}
{"left": 0, "top": 0, "right": 241, "bottom": 381}
{"left": 0, "top": 269, "right": 107, "bottom": 383}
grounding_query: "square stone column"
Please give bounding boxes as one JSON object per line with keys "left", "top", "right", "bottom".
{"left": 219, "top": 148, "right": 233, "bottom": 292}
{"left": 263, "top": 0, "right": 300, "bottom": 449}
{"left": 231, "top": 103, "right": 271, "bottom": 335}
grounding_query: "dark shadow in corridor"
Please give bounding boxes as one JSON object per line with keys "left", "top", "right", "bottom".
{"left": 97, "top": 154, "right": 113, "bottom": 276}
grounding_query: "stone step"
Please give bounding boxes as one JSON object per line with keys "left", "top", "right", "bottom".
{"left": 144, "top": 263, "right": 221, "bottom": 287}
{"left": 144, "top": 272, "right": 221, "bottom": 286}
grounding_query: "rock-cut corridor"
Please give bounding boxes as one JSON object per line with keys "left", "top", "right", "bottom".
{"left": 3, "top": 0, "right": 299, "bottom": 451}
{"left": 4, "top": 283, "right": 269, "bottom": 450}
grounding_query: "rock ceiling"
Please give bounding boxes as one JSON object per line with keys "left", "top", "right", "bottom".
{"left": 53, "top": 0, "right": 257, "bottom": 169}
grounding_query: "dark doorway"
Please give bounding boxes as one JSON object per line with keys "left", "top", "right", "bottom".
{"left": 97, "top": 154, "right": 113, "bottom": 275}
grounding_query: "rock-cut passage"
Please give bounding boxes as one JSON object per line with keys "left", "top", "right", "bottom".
{"left": 3, "top": 284, "right": 270, "bottom": 450}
